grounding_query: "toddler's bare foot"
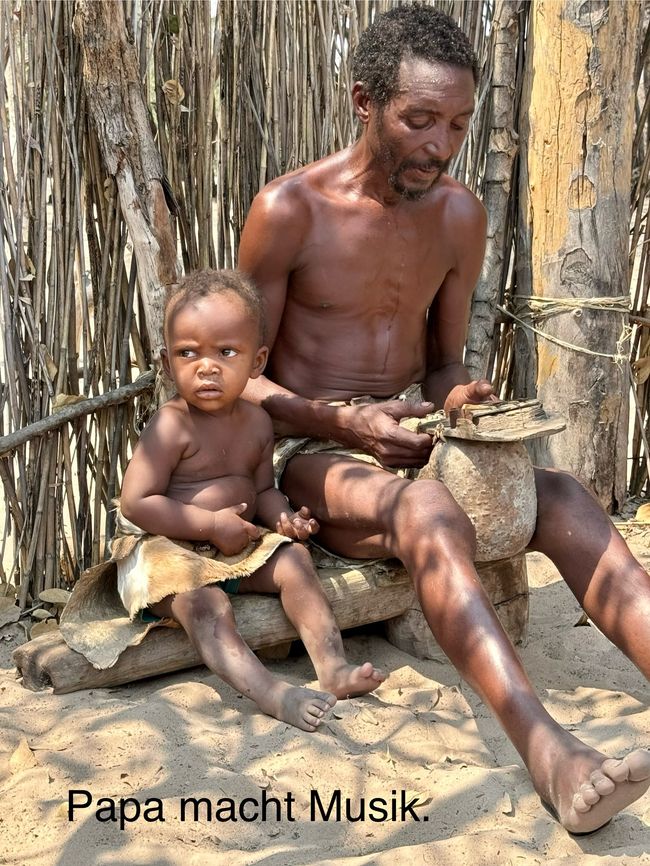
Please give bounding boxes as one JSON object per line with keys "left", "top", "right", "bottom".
{"left": 257, "top": 682, "right": 336, "bottom": 732}
{"left": 538, "top": 742, "right": 650, "bottom": 834}
{"left": 319, "top": 661, "right": 387, "bottom": 699}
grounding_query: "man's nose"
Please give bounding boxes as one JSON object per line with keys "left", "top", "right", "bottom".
{"left": 423, "top": 128, "right": 453, "bottom": 162}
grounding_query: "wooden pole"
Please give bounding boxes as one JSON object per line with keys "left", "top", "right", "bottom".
{"left": 515, "top": 0, "right": 638, "bottom": 510}
{"left": 73, "top": 0, "right": 179, "bottom": 361}
{"left": 465, "top": 0, "right": 521, "bottom": 381}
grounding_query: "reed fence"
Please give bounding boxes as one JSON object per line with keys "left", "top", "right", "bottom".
{"left": 0, "top": 0, "right": 648, "bottom": 605}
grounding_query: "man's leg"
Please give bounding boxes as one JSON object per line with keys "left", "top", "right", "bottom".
{"left": 282, "top": 453, "right": 650, "bottom": 833}
{"left": 531, "top": 467, "right": 650, "bottom": 677}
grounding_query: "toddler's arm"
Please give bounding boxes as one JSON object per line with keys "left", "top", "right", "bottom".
{"left": 253, "top": 417, "right": 319, "bottom": 541}
{"left": 121, "top": 407, "right": 259, "bottom": 553}
{"left": 257, "top": 489, "right": 320, "bottom": 540}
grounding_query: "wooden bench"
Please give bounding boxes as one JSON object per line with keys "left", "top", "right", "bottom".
{"left": 12, "top": 551, "right": 528, "bottom": 694}
{"left": 15, "top": 401, "right": 560, "bottom": 695}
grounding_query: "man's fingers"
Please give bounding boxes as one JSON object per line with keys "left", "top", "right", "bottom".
{"left": 464, "top": 379, "right": 496, "bottom": 402}
{"left": 382, "top": 400, "right": 435, "bottom": 420}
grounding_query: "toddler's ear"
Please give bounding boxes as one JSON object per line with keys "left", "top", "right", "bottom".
{"left": 160, "top": 347, "right": 172, "bottom": 378}
{"left": 251, "top": 345, "right": 269, "bottom": 378}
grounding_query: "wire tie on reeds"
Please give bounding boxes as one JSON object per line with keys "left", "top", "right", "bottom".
{"left": 497, "top": 303, "right": 632, "bottom": 367}
{"left": 512, "top": 294, "right": 631, "bottom": 321}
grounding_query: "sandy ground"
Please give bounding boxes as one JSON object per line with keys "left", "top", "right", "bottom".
{"left": 1, "top": 539, "right": 649, "bottom": 866}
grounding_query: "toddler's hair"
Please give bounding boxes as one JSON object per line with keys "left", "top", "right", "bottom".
{"left": 164, "top": 269, "right": 265, "bottom": 344}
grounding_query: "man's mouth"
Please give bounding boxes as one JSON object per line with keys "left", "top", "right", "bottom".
{"left": 406, "top": 162, "right": 443, "bottom": 177}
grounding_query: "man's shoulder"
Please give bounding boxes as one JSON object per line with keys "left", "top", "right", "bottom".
{"left": 437, "top": 175, "right": 486, "bottom": 227}
{"left": 251, "top": 152, "right": 347, "bottom": 217}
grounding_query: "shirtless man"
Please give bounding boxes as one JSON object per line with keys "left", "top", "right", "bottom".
{"left": 120, "top": 269, "right": 384, "bottom": 731}
{"left": 239, "top": 4, "right": 650, "bottom": 833}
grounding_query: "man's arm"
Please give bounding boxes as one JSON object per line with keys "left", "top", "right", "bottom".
{"left": 424, "top": 189, "right": 496, "bottom": 413}
{"left": 239, "top": 182, "right": 434, "bottom": 467}
{"left": 239, "top": 183, "right": 349, "bottom": 439}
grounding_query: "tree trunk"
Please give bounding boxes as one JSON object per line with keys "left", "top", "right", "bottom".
{"left": 465, "top": 0, "right": 521, "bottom": 380}
{"left": 515, "top": 0, "right": 637, "bottom": 510}
{"left": 73, "top": 0, "right": 179, "bottom": 360}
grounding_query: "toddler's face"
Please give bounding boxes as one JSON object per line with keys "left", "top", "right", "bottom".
{"left": 162, "top": 292, "right": 267, "bottom": 413}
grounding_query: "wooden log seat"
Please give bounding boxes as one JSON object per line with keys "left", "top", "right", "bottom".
{"left": 12, "top": 551, "right": 529, "bottom": 694}
{"left": 15, "top": 402, "right": 561, "bottom": 694}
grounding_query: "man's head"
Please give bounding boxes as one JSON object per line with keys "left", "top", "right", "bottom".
{"left": 352, "top": 5, "right": 478, "bottom": 201}
{"left": 352, "top": 4, "right": 478, "bottom": 108}
{"left": 162, "top": 270, "right": 268, "bottom": 413}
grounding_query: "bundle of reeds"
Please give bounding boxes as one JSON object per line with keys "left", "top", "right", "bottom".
{"left": 1, "top": 0, "right": 647, "bottom": 610}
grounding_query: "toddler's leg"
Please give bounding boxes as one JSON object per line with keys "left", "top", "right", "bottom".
{"left": 149, "top": 586, "right": 335, "bottom": 731}
{"left": 242, "top": 544, "right": 387, "bottom": 698}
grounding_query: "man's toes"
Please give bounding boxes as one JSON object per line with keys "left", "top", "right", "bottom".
{"left": 626, "top": 749, "right": 650, "bottom": 781}
{"left": 572, "top": 795, "right": 590, "bottom": 813}
{"left": 573, "top": 788, "right": 596, "bottom": 813}
{"left": 590, "top": 769, "right": 616, "bottom": 796}
{"left": 601, "top": 757, "right": 629, "bottom": 783}
{"left": 578, "top": 783, "right": 601, "bottom": 807}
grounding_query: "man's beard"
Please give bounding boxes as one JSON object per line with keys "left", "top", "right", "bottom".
{"left": 389, "top": 156, "right": 451, "bottom": 200}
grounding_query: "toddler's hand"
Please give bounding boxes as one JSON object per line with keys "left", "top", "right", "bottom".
{"left": 276, "top": 506, "right": 319, "bottom": 540}
{"left": 212, "top": 503, "right": 260, "bottom": 556}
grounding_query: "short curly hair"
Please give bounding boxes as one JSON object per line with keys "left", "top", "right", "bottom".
{"left": 352, "top": 4, "right": 479, "bottom": 107}
{"left": 164, "top": 269, "right": 266, "bottom": 345}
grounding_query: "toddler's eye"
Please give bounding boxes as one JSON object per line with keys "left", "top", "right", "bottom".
{"left": 179, "top": 349, "right": 195, "bottom": 358}
{"left": 222, "top": 348, "right": 237, "bottom": 358}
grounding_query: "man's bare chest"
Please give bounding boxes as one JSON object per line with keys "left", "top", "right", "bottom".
{"left": 294, "top": 218, "right": 449, "bottom": 318}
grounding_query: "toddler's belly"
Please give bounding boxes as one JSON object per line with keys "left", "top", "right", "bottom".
{"left": 167, "top": 476, "right": 258, "bottom": 520}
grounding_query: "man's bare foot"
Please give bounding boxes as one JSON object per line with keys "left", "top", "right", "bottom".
{"left": 538, "top": 741, "right": 650, "bottom": 834}
{"left": 256, "top": 682, "right": 336, "bottom": 732}
{"left": 319, "top": 661, "right": 387, "bottom": 699}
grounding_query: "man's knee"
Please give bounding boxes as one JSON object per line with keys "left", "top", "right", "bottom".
{"left": 534, "top": 467, "right": 589, "bottom": 512}
{"left": 393, "top": 478, "right": 476, "bottom": 552}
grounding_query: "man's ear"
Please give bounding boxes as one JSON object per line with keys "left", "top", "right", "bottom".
{"left": 251, "top": 345, "right": 269, "bottom": 379}
{"left": 352, "top": 82, "right": 372, "bottom": 125}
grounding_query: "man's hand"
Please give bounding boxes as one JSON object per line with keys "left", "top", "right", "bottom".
{"left": 276, "top": 506, "right": 320, "bottom": 540}
{"left": 443, "top": 379, "right": 497, "bottom": 416}
{"left": 337, "top": 400, "right": 436, "bottom": 469}
{"left": 211, "top": 503, "right": 261, "bottom": 556}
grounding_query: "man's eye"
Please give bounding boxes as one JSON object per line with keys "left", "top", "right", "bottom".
{"left": 407, "top": 117, "right": 430, "bottom": 130}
